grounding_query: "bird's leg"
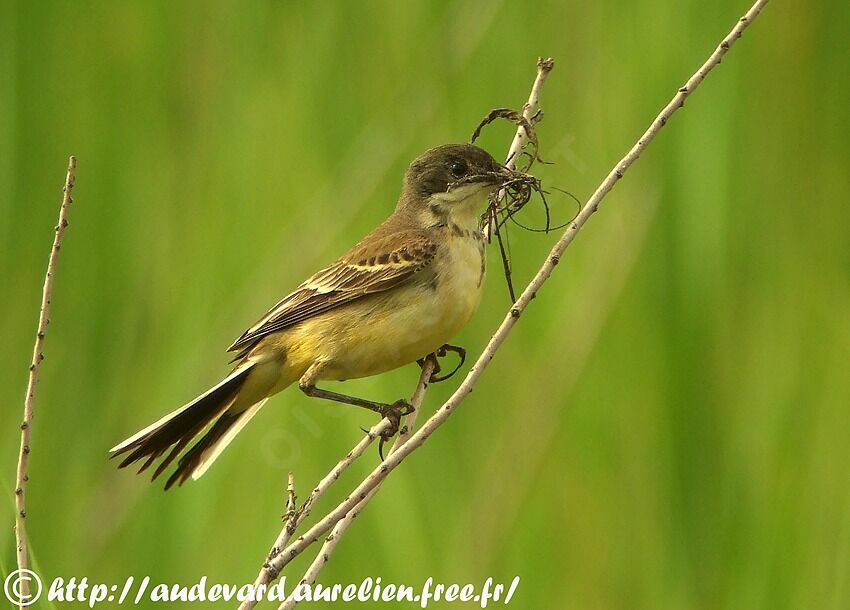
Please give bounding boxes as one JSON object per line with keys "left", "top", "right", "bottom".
{"left": 420, "top": 344, "right": 467, "bottom": 383}
{"left": 298, "top": 364, "right": 413, "bottom": 458}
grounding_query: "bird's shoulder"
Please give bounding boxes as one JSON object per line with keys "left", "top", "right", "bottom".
{"left": 340, "top": 225, "right": 438, "bottom": 268}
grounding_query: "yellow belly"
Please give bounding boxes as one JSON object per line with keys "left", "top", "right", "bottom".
{"left": 270, "top": 234, "right": 485, "bottom": 383}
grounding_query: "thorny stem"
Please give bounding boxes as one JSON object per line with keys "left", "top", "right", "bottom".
{"left": 15, "top": 156, "right": 77, "bottom": 609}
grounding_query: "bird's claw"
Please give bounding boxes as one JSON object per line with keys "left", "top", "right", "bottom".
{"left": 377, "top": 399, "right": 414, "bottom": 460}
{"left": 429, "top": 344, "right": 466, "bottom": 383}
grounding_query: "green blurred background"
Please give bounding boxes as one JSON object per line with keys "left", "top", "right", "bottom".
{"left": 2, "top": 1, "right": 849, "bottom": 608}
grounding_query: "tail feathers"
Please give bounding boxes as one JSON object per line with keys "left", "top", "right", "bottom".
{"left": 164, "top": 398, "right": 268, "bottom": 490}
{"left": 110, "top": 365, "right": 254, "bottom": 487}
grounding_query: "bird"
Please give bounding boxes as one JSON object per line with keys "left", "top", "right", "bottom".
{"left": 110, "top": 143, "right": 512, "bottom": 489}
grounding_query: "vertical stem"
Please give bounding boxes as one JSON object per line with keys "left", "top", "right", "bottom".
{"left": 15, "top": 156, "right": 77, "bottom": 608}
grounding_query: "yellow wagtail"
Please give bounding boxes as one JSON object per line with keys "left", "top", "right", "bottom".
{"left": 111, "top": 143, "right": 513, "bottom": 489}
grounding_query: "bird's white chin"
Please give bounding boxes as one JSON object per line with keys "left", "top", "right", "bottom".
{"left": 428, "top": 183, "right": 495, "bottom": 227}
{"left": 431, "top": 182, "right": 496, "bottom": 204}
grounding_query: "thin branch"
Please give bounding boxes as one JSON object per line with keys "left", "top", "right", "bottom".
{"left": 282, "top": 473, "right": 297, "bottom": 534}
{"left": 244, "top": 417, "right": 392, "bottom": 601}
{"left": 295, "top": 419, "right": 391, "bottom": 527}
{"left": 484, "top": 57, "right": 554, "bottom": 242}
{"left": 15, "top": 156, "right": 77, "bottom": 608}
{"left": 506, "top": 57, "right": 554, "bottom": 169}
{"left": 277, "top": 357, "right": 435, "bottom": 610}
{"left": 239, "top": 364, "right": 431, "bottom": 610}
{"left": 254, "top": 0, "right": 770, "bottom": 587}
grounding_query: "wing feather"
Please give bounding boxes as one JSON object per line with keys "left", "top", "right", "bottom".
{"left": 227, "top": 231, "right": 437, "bottom": 354}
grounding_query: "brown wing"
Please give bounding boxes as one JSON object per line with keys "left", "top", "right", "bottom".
{"left": 227, "top": 231, "right": 437, "bottom": 354}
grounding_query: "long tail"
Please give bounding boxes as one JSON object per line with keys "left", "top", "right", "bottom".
{"left": 110, "top": 364, "right": 270, "bottom": 490}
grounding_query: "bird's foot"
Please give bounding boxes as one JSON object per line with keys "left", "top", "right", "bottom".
{"left": 377, "top": 399, "right": 414, "bottom": 460}
{"left": 428, "top": 344, "right": 466, "bottom": 383}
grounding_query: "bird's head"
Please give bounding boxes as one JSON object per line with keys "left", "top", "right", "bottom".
{"left": 399, "top": 143, "right": 513, "bottom": 226}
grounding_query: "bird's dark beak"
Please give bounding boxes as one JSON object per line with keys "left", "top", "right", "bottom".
{"left": 449, "top": 164, "right": 521, "bottom": 191}
{"left": 475, "top": 164, "right": 511, "bottom": 185}
{"left": 491, "top": 164, "right": 525, "bottom": 186}
{"left": 497, "top": 164, "right": 516, "bottom": 181}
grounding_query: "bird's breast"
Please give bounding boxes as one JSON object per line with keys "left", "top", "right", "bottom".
{"left": 433, "top": 226, "right": 487, "bottom": 324}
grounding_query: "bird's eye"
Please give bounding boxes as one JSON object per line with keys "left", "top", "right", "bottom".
{"left": 449, "top": 160, "right": 468, "bottom": 178}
